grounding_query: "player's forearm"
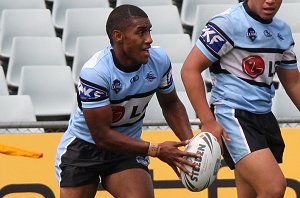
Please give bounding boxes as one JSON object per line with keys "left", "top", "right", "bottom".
{"left": 162, "top": 101, "right": 194, "bottom": 141}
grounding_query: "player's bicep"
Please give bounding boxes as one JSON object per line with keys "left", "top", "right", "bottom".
{"left": 83, "top": 105, "right": 112, "bottom": 143}
{"left": 183, "top": 46, "right": 213, "bottom": 73}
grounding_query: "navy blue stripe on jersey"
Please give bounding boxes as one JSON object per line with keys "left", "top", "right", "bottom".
{"left": 208, "top": 22, "right": 234, "bottom": 46}
{"left": 78, "top": 77, "right": 109, "bottom": 102}
{"left": 159, "top": 63, "right": 173, "bottom": 90}
{"left": 110, "top": 89, "right": 156, "bottom": 104}
{"left": 235, "top": 46, "right": 285, "bottom": 53}
{"left": 281, "top": 59, "right": 297, "bottom": 64}
{"left": 240, "top": 77, "right": 273, "bottom": 88}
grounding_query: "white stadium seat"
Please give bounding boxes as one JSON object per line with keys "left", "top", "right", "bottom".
{"left": 52, "top": 0, "right": 109, "bottom": 30}
{"left": 0, "top": 9, "right": 56, "bottom": 59}
{"left": 151, "top": 34, "right": 192, "bottom": 63}
{"left": 181, "top": 0, "right": 238, "bottom": 27}
{"left": 0, "top": 0, "right": 46, "bottom": 31}
{"left": 18, "top": 66, "right": 77, "bottom": 120}
{"left": 6, "top": 37, "right": 67, "bottom": 89}
{"left": 62, "top": 8, "right": 113, "bottom": 57}
{"left": 140, "top": 5, "right": 184, "bottom": 34}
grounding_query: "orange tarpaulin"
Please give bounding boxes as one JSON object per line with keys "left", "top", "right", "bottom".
{"left": 0, "top": 144, "right": 43, "bottom": 158}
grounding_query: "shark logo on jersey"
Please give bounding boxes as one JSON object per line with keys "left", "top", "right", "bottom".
{"left": 112, "top": 79, "right": 122, "bottom": 94}
{"left": 78, "top": 80, "right": 108, "bottom": 101}
{"left": 247, "top": 27, "right": 257, "bottom": 41}
{"left": 242, "top": 55, "right": 265, "bottom": 78}
{"left": 200, "top": 24, "right": 226, "bottom": 54}
{"left": 145, "top": 71, "right": 156, "bottom": 82}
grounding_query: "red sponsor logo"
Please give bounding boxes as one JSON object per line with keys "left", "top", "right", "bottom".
{"left": 112, "top": 106, "right": 125, "bottom": 123}
{"left": 242, "top": 55, "right": 265, "bottom": 78}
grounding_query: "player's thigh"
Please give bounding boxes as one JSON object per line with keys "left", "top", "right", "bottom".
{"left": 235, "top": 148, "right": 286, "bottom": 193}
{"left": 60, "top": 183, "right": 99, "bottom": 198}
{"left": 103, "top": 168, "right": 154, "bottom": 198}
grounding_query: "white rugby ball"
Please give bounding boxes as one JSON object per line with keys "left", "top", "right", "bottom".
{"left": 180, "top": 132, "right": 222, "bottom": 192}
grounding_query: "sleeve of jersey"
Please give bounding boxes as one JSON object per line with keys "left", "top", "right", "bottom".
{"left": 195, "top": 16, "right": 234, "bottom": 62}
{"left": 77, "top": 67, "right": 110, "bottom": 109}
{"left": 156, "top": 48, "right": 175, "bottom": 94}
{"left": 279, "top": 44, "right": 298, "bottom": 70}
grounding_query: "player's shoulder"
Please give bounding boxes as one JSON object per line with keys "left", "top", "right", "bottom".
{"left": 80, "top": 46, "right": 112, "bottom": 81}
{"left": 149, "top": 46, "right": 168, "bottom": 58}
{"left": 272, "top": 17, "right": 293, "bottom": 34}
{"left": 148, "top": 46, "right": 170, "bottom": 67}
{"left": 210, "top": 3, "right": 242, "bottom": 23}
{"left": 207, "top": 3, "right": 243, "bottom": 35}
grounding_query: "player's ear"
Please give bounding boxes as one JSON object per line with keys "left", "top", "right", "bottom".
{"left": 112, "top": 30, "right": 123, "bottom": 43}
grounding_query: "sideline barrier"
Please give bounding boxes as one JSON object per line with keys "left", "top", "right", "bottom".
{"left": 0, "top": 129, "right": 299, "bottom": 198}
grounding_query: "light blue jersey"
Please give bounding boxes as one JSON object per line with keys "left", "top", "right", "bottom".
{"left": 196, "top": 3, "right": 297, "bottom": 113}
{"left": 66, "top": 46, "right": 174, "bottom": 144}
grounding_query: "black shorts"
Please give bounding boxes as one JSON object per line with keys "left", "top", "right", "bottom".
{"left": 212, "top": 105, "right": 285, "bottom": 170}
{"left": 56, "top": 137, "right": 150, "bottom": 187}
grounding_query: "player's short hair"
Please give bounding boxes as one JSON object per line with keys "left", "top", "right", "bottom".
{"left": 106, "top": 4, "right": 148, "bottom": 45}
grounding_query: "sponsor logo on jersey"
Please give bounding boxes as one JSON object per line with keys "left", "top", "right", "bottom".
{"left": 112, "top": 105, "right": 125, "bottom": 123}
{"left": 112, "top": 79, "right": 122, "bottom": 94}
{"left": 200, "top": 24, "right": 226, "bottom": 54}
{"left": 78, "top": 80, "right": 108, "bottom": 101}
{"left": 145, "top": 71, "right": 156, "bottom": 82}
{"left": 242, "top": 55, "right": 265, "bottom": 78}
{"left": 130, "top": 75, "right": 139, "bottom": 83}
{"left": 246, "top": 27, "right": 257, "bottom": 41}
{"left": 264, "top": 30, "right": 272, "bottom": 37}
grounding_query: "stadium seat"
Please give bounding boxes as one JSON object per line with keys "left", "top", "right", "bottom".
{"left": 272, "top": 82, "right": 300, "bottom": 119}
{"left": 116, "top": 0, "right": 173, "bottom": 7}
{"left": 0, "top": 9, "right": 56, "bottom": 59}
{"left": 0, "top": 65, "right": 9, "bottom": 95}
{"left": 151, "top": 34, "right": 192, "bottom": 63}
{"left": 0, "top": 0, "right": 46, "bottom": 31}
{"left": 62, "top": 8, "right": 113, "bottom": 58}
{"left": 191, "top": 4, "right": 234, "bottom": 45}
{"left": 139, "top": 5, "right": 184, "bottom": 34}
{"left": 52, "top": 0, "right": 110, "bottom": 31}
{"left": 17, "top": 66, "right": 77, "bottom": 120}
{"left": 180, "top": 0, "right": 237, "bottom": 28}
{"left": 0, "top": 95, "right": 45, "bottom": 133}
{"left": 72, "top": 36, "right": 110, "bottom": 84}
{"left": 171, "top": 63, "right": 186, "bottom": 91}
{"left": 0, "top": 95, "right": 36, "bottom": 122}
{"left": 276, "top": 3, "right": 300, "bottom": 33}
{"left": 6, "top": 37, "right": 67, "bottom": 89}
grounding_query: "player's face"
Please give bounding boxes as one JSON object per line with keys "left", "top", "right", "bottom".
{"left": 247, "top": 0, "right": 282, "bottom": 21}
{"left": 120, "top": 17, "right": 153, "bottom": 66}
